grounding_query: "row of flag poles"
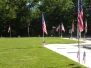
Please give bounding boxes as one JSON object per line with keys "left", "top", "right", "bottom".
{"left": 7, "top": 25, "right": 30, "bottom": 37}
{"left": 7, "top": 0, "right": 87, "bottom": 65}
{"left": 41, "top": 14, "right": 87, "bottom": 39}
{"left": 56, "top": 22, "right": 75, "bottom": 38}
{"left": 7, "top": 19, "right": 87, "bottom": 38}
{"left": 42, "top": 0, "right": 87, "bottom": 65}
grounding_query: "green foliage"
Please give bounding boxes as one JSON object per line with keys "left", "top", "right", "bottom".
{"left": 38, "top": 0, "right": 73, "bottom": 31}
{"left": 0, "top": 37, "right": 86, "bottom": 68}
{"left": 0, "top": 0, "right": 91, "bottom": 36}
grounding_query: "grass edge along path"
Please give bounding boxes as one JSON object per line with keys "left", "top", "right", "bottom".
{"left": 0, "top": 37, "right": 87, "bottom": 68}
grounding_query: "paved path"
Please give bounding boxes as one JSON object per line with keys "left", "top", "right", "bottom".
{"left": 44, "top": 38, "right": 91, "bottom": 68}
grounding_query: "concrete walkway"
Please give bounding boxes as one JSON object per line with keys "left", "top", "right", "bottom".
{"left": 44, "top": 38, "right": 91, "bottom": 68}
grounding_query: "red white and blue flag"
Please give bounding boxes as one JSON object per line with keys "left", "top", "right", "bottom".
{"left": 83, "top": 51, "right": 86, "bottom": 64}
{"left": 77, "top": 0, "right": 84, "bottom": 32}
{"left": 8, "top": 25, "right": 11, "bottom": 33}
{"left": 56, "top": 25, "right": 60, "bottom": 32}
{"left": 61, "top": 23, "right": 65, "bottom": 32}
{"left": 42, "top": 13, "right": 47, "bottom": 34}
{"left": 72, "top": 22, "right": 74, "bottom": 32}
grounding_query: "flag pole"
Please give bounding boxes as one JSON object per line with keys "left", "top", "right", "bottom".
{"left": 10, "top": 27, "right": 11, "bottom": 37}
{"left": 84, "top": 19, "right": 87, "bottom": 40}
{"left": 71, "top": 23, "right": 73, "bottom": 39}
{"left": 43, "top": 31, "right": 44, "bottom": 42}
{"left": 28, "top": 25, "right": 30, "bottom": 37}
{"left": 77, "top": 0, "right": 84, "bottom": 66}
{"left": 61, "top": 28, "right": 62, "bottom": 38}
{"left": 77, "top": 0, "right": 79, "bottom": 39}
{"left": 77, "top": 23, "right": 80, "bottom": 48}
{"left": 77, "top": 24, "right": 78, "bottom": 39}
{"left": 79, "top": 32, "right": 82, "bottom": 65}
{"left": 59, "top": 25, "right": 60, "bottom": 37}
{"left": 77, "top": 23, "right": 81, "bottom": 65}
{"left": 71, "top": 29, "right": 72, "bottom": 39}
{"left": 61, "top": 23, "right": 62, "bottom": 38}
{"left": 42, "top": 12, "right": 44, "bottom": 42}
{"left": 84, "top": 30, "right": 86, "bottom": 40}
{"left": 79, "top": 32, "right": 81, "bottom": 65}
{"left": 71, "top": 20, "right": 74, "bottom": 39}
{"left": 78, "top": 0, "right": 80, "bottom": 65}
{"left": 42, "top": 13, "right": 47, "bottom": 45}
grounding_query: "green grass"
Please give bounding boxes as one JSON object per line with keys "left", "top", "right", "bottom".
{"left": 0, "top": 37, "right": 86, "bottom": 68}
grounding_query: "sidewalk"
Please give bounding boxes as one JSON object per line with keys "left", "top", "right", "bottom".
{"left": 44, "top": 38, "right": 91, "bottom": 68}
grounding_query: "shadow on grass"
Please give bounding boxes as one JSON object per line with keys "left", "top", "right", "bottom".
{"left": 15, "top": 48, "right": 30, "bottom": 49}
{"left": 46, "top": 66, "right": 63, "bottom": 68}
{"left": 72, "top": 66, "right": 81, "bottom": 68}
{"left": 2, "top": 47, "right": 31, "bottom": 51}
{"left": 69, "top": 63, "right": 75, "bottom": 66}
{"left": 38, "top": 46, "right": 44, "bottom": 48}
{"left": 10, "top": 46, "right": 42, "bottom": 49}
{"left": 68, "top": 63, "right": 81, "bottom": 68}
{"left": 0, "top": 46, "right": 44, "bottom": 52}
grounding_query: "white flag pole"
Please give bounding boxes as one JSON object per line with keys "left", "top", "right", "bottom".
{"left": 43, "top": 31, "right": 44, "bottom": 42}
{"left": 42, "top": 13, "right": 45, "bottom": 45}
{"left": 10, "top": 27, "right": 11, "bottom": 38}
{"left": 59, "top": 25, "right": 61, "bottom": 37}
{"left": 28, "top": 25, "right": 30, "bottom": 37}
{"left": 84, "top": 19, "right": 87, "bottom": 40}
{"left": 61, "top": 23, "right": 62, "bottom": 38}
{"left": 78, "top": 0, "right": 80, "bottom": 65}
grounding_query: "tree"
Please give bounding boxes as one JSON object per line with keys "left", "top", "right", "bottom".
{"left": 0, "top": 0, "right": 91, "bottom": 36}
{"left": 37, "top": 0, "right": 73, "bottom": 36}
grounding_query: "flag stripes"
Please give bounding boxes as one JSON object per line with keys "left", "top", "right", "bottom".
{"left": 61, "top": 23, "right": 65, "bottom": 32}
{"left": 56, "top": 25, "right": 60, "bottom": 32}
{"left": 42, "top": 13, "right": 47, "bottom": 34}
{"left": 78, "top": 0, "right": 84, "bottom": 32}
{"left": 8, "top": 25, "right": 11, "bottom": 33}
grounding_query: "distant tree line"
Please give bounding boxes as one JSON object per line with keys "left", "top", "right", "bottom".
{"left": 0, "top": 0, "right": 91, "bottom": 37}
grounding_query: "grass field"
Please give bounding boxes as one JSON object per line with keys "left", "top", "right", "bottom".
{"left": 0, "top": 37, "right": 86, "bottom": 68}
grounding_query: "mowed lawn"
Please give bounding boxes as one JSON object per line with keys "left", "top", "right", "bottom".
{"left": 0, "top": 37, "right": 86, "bottom": 68}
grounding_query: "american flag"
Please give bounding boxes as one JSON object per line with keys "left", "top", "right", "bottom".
{"left": 77, "top": 50, "right": 80, "bottom": 62}
{"left": 83, "top": 51, "right": 86, "bottom": 64}
{"left": 8, "top": 25, "right": 11, "bottom": 33}
{"left": 42, "top": 13, "right": 47, "bottom": 34}
{"left": 77, "top": 0, "right": 84, "bottom": 32}
{"left": 56, "top": 25, "right": 60, "bottom": 32}
{"left": 61, "top": 23, "right": 65, "bottom": 32}
{"left": 72, "top": 22, "right": 74, "bottom": 32}
{"left": 85, "top": 20, "right": 87, "bottom": 33}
